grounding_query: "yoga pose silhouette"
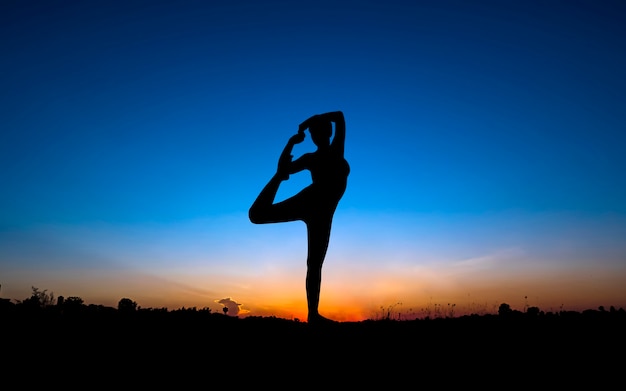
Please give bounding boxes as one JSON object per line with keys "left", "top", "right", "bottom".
{"left": 249, "top": 111, "right": 349, "bottom": 325}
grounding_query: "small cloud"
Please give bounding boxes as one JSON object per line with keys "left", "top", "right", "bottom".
{"left": 215, "top": 297, "right": 249, "bottom": 316}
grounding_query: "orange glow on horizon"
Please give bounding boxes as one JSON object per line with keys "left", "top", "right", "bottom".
{"left": 3, "top": 257, "right": 625, "bottom": 321}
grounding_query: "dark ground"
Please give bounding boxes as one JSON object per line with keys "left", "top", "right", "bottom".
{"left": 3, "top": 306, "right": 624, "bottom": 387}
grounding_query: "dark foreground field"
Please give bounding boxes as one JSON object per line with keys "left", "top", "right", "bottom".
{"left": 3, "top": 306, "right": 624, "bottom": 386}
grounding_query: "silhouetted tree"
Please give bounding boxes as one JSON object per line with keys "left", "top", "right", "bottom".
{"left": 526, "top": 306, "right": 540, "bottom": 317}
{"left": 498, "top": 303, "right": 512, "bottom": 316}
{"left": 65, "top": 296, "right": 83, "bottom": 306}
{"left": 118, "top": 298, "right": 137, "bottom": 313}
{"left": 63, "top": 296, "right": 84, "bottom": 314}
{"left": 19, "top": 286, "right": 55, "bottom": 309}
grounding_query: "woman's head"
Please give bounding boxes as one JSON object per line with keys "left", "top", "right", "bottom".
{"left": 309, "top": 119, "right": 332, "bottom": 147}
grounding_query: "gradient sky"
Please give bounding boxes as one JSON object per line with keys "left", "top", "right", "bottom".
{"left": 2, "top": 0, "right": 625, "bottom": 321}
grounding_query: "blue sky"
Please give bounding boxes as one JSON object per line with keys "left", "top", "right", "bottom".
{"left": 1, "top": 1, "right": 625, "bottom": 320}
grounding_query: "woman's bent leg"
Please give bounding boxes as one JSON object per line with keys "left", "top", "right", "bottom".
{"left": 249, "top": 174, "right": 310, "bottom": 224}
{"left": 249, "top": 174, "right": 284, "bottom": 224}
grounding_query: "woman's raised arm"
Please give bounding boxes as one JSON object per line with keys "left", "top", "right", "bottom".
{"left": 314, "top": 111, "right": 346, "bottom": 156}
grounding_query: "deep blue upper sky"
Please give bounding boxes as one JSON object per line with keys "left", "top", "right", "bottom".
{"left": 3, "top": 0, "right": 625, "bottom": 227}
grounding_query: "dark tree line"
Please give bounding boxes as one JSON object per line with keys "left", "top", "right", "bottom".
{"left": 2, "top": 286, "right": 625, "bottom": 325}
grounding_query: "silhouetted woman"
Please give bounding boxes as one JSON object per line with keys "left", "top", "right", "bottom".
{"left": 249, "top": 111, "right": 349, "bottom": 325}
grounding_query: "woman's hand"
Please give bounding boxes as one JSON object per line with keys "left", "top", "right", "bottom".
{"left": 299, "top": 114, "right": 321, "bottom": 132}
{"left": 289, "top": 132, "right": 305, "bottom": 145}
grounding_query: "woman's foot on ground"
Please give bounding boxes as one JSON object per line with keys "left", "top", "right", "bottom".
{"left": 307, "top": 314, "right": 338, "bottom": 326}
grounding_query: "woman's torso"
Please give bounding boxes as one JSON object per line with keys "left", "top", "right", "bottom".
{"left": 307, "top": 150, "right": 350, "bottom": 198}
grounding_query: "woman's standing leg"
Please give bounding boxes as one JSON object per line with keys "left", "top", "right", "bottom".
{"left": 305, "top": 217, "right": 334, "bottom": 324}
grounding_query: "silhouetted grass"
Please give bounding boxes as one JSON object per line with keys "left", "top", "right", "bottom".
{"left": 2, "top": 292, "right": 624, "bottom": 386}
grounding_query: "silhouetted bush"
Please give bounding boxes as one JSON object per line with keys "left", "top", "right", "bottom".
{"left": 117, "top": 298, "right": 137, "bottom": 313}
